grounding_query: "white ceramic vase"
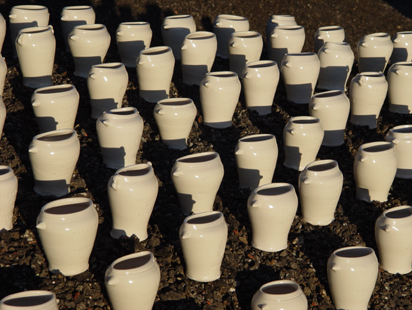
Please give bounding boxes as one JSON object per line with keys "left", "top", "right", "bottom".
{"left": 387, "top": 62, "right": 412, "bottom": 114}
{"left": 357, "top": 32, "right": 393, "bottom": 73}
{"left": 385, "top": 124, "right": 412, "bottom": 179}
{"left": 391, "top": 31, "right": 412, "bottom": 63}
{"left": 269, "top": 25, "right": 305, "bottom": 67}
{"left": 0, "top": 291, "right": 58, "bottom": 310}
{"left": 61, "top": 6, "right": 95, "bottom": 52}
{"left": 0, "top": 96, "right": 6, "bottom": 137}
{"left": 313, "top": 25, "right": 345, "bottom": 53}
{"left": 0, "top": 14, "right": 6, "bottom": 53}
{"left": 0, "top": 166, "right": 18, "bottom": 231}
{"left": 0, "top": 54, "right": 6, "bottom": 96}
{"left": 266, "top": 15, "right": 297, "bottom": 58}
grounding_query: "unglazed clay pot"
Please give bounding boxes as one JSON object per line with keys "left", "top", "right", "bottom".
{"left": 327, "top": 246, "right": 379, "bottom": 310}
{"left": 266, "top": 15, "right": 297, "bottom": 58}
{"left": 228, "top": 31, "right": 263, "bottom": 76}
{"left": 181, "top": 31, "right": 217, "bottom": 86}
{"left": 317, "top": 41, "right": 354, "bottom": 91}
{"left": 136, "top": 46, "right": 175, "bottom": 103}
{"left": 213, "top": 14, "right": 249, "bottom": 59}
{"left": 31, "top": 84, "right": 80, "bottom": 133}
{"left": 153, "top": 98, "right": 197, "bottom": 150}
{"left": 387, "top": 62, "right": 412, "bottom": 114}
{"left": 247, "top": 183, "right": 298, "bottom": 252}
{"left": 269, "top": 25, "right": 305, "bottom": 67}
{"left": 61, "top": 6, "right": 95, "bottom": 52}
{"left": 235, "top": 134, "right": 278, "bottom": 190}
{"left": 36, "top": 197, "right": 98, "bottom": 276}
{"left": 179, "top": 211, "right": 228, "bottom": 282}
{"left": 314, "top": 25, "right": 345, "bottom": 53}
{"left": 349, "top": 72, "right": 388, "bottom": 129}
{"left": 105, "top": 251, "right": 160, "bottom": 310}
{"left": 353, "top": 141, "right": 397, "bottom": 203}
{"left": 116, "top": 22, "right": 152, "bottom": 68}
{"left": 0, "top": 14, "right": 6, "bottom": 53}
{"left": 0, "top": 96, "right": 6, "bottom": 137}
{"left": 298, "top": 160, "right": 343, "bottom": 225}
{"left": 375, "top": 205, "right": 412, "bottom": 274}
{"left": 68, "top": 24, "right": 111, "bottom": 78}
{"left": 242, "top": 60, "right": 279, "bottom": 115}
{"left": 28, "top": 129, "right": 80, "bottom": 197}
{"left": 16, "top": 26, "right": 55, "bottom": 88}
{"left": 96, "top": 107, "right": 144, "bottom": 170}
{"left": 0, "top": 290, "right": 58, "bottom": 310}
{"left": 200, "top": 71, "right": 241, "bottom": 128}
{"left": 391, "top": 31, "right": 412, "bottom": 63}
{"left": 385, "top": 125, "right": 412, "bottom": 179}
{"left": 251, "top": 280, "right": 308, "bottom": 310}
{"left": 0, "top": 166, "right": 18, "bottom": 231}
{"left": 161, "top": 15, "right": 196, "bottom": 60}
{"left": 107, "top": 163, "right": 159, "bottom": 240}
{"left": 283, "top": 116, "right": 324, "bottom": 171}
{"left": 0, "top": 53, "right": 6, "bottom": 96}
{"left": 357, "top": 32, "right": 393, "bottom": 73}
{"left": 281, "top": 52, "right": 320, "bottom": 104}
{"left": 171, "top": 152, "right": 224, "bottom": 215}
{"left": 88, "top": 62, "right": 128, "bottom": 119}
{"left": 308, "top": 90, "right": 350, "bottom": 146}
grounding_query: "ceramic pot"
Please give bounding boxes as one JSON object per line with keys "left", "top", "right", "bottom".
{"left": 31, "top": 84, "right": 80, "bottom": 133}
{"left": 357, "top": 32, "right": 393, "bottom": 73}
{"left": 213, "top": 14, "right": 249, "bottom": 59}
{"left": 36, "top": 197, "right": 98, "bottom": 276}
{"left": 269, "top": 25, "right": 305, "bottom": 67}
{"left": 96, "top": 107, "right": 144, "bottom": 170}
{"left": 61, "top": 6, "right": 95, "bottom": 52}
{"left": 28, "top": 129, "right": 80, "bottom": 197}
{"left": 200, "top": 71, "right": 241, "bottom": 128}
{"left": 161, "top": 15, "right": 196, "bottom": 60}
{"left": 298, "top": 160, "right": 343, "bottom": 225}
{"left": 375, "top": 205, "right": 412, "bottom": 274}
{"left": 153, "top": 98, "right": 197, "bottom": 150}
{"left": 281, "top": 52, "right": 320, "bottom": 104}
{"left": 349, "top": 72, "right": 388, "bottom": 129}
{"left": 88, "top": 62, "right": 128, "bottom": 119}
{"left": 107, "top": 163, "right": 159, "bottom": 240}
{"left": 9, "top": 5, "right": 49, "bottom": 58}
{"left": 16, "top": 26, "right": 55, "bottom": 88}
{"left": 314, "top": 25, "right": 345, "bottom": 53}
{"left": 228, "top": 31, "right": 263, "bottom": 76}
{"left": 283, "top": 116, "right": 324, "bottom": 171}
{"left": 327, "top": 246, "right": 379, "bottom": 310}
{"left": 171, "top": 152, "right": 224, "bottom": 215}
{"left": 0, "top": 55, "right": 7, "bottom": 96}
{"left": 266, "top": 15, "right": 297, "bottom": 58}
{"left": 0, "top": 166, "right": 18, "bottom": 231}
{"left": 0, "top": 96, "right": 6, "bottom": 137}
{"left": 242, "top": 60, "right": 279, "bottom": 115}
{"left": 235, "top": 134, "right": 278, "bottom": 190}
{"left": 0, "top": 14, "right": 6, "bottom": 53}
{"left": 68, "top": 24, "right": 111, "bottom": 78}
{"left": 181, "top": 31, "right": 217, "bottom": 86}
{"left": 116, "top": 22, "right": 152, "bottom": 68}
{"left": 247, "top": 183, "right": 298, "bottom": 252}
{"left": 317, "top": 41, "right": 354, "bottom": 91}
{"left": 0, "top": 290, "right": 58, "bottom": 310}
{"left": 385, "top": 124, "right": 412, "bottom": 179}
{"left": 179, "top": 211, "right": 228, "bottom": 282}
{"left": 391, "top": 31, "right": 412, "bottom": 64}
{"left": 251, "top": 280, "right": 308, "bottom": 310}
{"left": 136, "top": 46, "right": 175, "bottom": 103}
{"left": 105, "top": 251, "right": 160, "bottom": 310}
{"left": 387, "top": 62, "right": 412, "bottom": 114}
{"left": 308, "top": 90, "right": 350, "bottom": 146}
{"left": 353, "top": 141, "right": 397, "bottom": 203}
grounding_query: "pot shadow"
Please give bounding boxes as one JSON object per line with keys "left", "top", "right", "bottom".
{"left": 0, "top": 265, "right": 42, "bottom": 300}
{"left": 284, "top": 83, "right": 313, "bottom": 104}
{"left": 35, "top": 116, "right": 58, "bottom": 133}
{"left": 358, "top": 56, "right": 387, "bottom": 73}
{"left": 390, "top": 47, "right": 408, "bottom": 64}
{"left": 181, "top": 64, "right": 208, "bottom": 86}
{"left": 317, "top": 65, "right": 350, "bottom": 91}
{"left": 154, "top": 297, "right": 202, "bottom": 309}
{"left": 90, "top": 98, "right": 119, "bottom": 119}
{"left": 72, "top": 56, "right": 104, "bottom": 78}
{"left": 270, "top": 47, "right": 288, "bottom": 66}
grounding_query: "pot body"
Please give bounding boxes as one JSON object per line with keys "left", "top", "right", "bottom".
{"left": 247, "top": 183, "right": 298, "bottom": 252}
{"left": 31, "top": 84, "right": 80, "bottom": 133}
{"left": 136, "top": 46, "right": 175, "bottom": 103}
{"left": 357, "top": 32, "right": 393, "bottom": 73}
{"left": 266, "top": 15, "right": 297, "bottom": 58}
{"left": 200, "top": 71, "right": 241, "bottom": 128}
{"left": 314, "top": 25, "right": 345, "bottom": 53}
{"left": 36, "top": 197, "right": 98, "bottom": 276}
{"left": 179, "top": 211, "right": 228, "bottom": 282}
{"left": 353, "top": 141, "right": 397, "bottom": 203}
{"left": 327, "top": 246, "right": 379, "bottom": 310}
{"left": 270, "top": 25, "right": 305, "bottom": 67}
{"left": 349, "top": 72, "right": 388, "bottom": 129}
{"left": 61, "top": 6, "right": 95, "bottom": 52}
{"left": 116, "top": 22, "right": 152, "bottom": 67}
{"left": 0, "top": 96, "right": 6, "bottom": 137}
{"left": 88, "top": 62, "right": 128, "bottom": 119}
{"left": 68, "top": 24, "right": 111, "bottom": 78}
{"left": 153, "top": 98, "right": 197, "bottom": 150}
{"left": 16, "top": 26, "right": 55, "bottom": 88}
{"left": 0, "top": 54, "right": 6, "bottom": 96}
{"left": 391, "top": 31, "right": 412, "bottom": 63}
{"left": 385, "top": 124, "right": 412, "bottom": 178}
{"left": 96, "top": 107, "right": 144, "bottom": 170}
{"left": 105, "top": 251, "right": 160, "bottom": 310}
{"left": 171, "top": 152, "right": 224, "bottom": 215}
{"left": 298, "top": 160, "right": 343, "bottom": 225}
{"left": 387, "top": 62, "right": 412, "bottom": 114}
{"left": 0, "top": 290, "right": 58, "bottom": 310}
{"left": 283, "top": 116, "right": 324, "bottom": 171}
{"left": 235, "top": 134, "right": 278, "bottom": 190}
{"left": 0, "top": 166, "right": 18, "bottom": 231}
{"left": 0, "top": 14, "right": 5, "bottom": 53}
{"left": 28, "top": 129, "right": 80, "bottom": 197}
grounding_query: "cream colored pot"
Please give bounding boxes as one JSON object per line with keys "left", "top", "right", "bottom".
{"left": 61, "top": 6, "right": 95, "bottom": 52}
{"left": 266, "top": 15, "right": 297, "bottom": 58}
{"left": 0, "top": 53, "right": 6, "bottom": 96}
{"left": 0, "top": 96, "right": 6, "bottom": 137}
{"left": 0, "top": 14, "right": 5, "bottom": 53}
{"left": 270, "top": 25, "right": 305, "bottom": 67}
{"left": 0, "top": 166, "right": 18, "bottom": 231}
{"left": 385, "top": 124, "right": 412, "bottom": 179}
{"left": 391, "top": 31, "right": 412, "bottom": 63}
{"left": 387, "top": 62, "right": 412, "bottom": 114}
{"left": 357, "top": 32, "right": 393, "bottom": 73}
{"left": 314, "top": 25, "right": 345, "bottom": 53}
{"left": 0, "top": 290, "right": 58, "bottom": 310}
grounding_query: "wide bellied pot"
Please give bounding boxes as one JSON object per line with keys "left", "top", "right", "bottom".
{"left": 385, "top": 124, "right": 412, "bottom": 178}
{"left": 266, "top": 14, "right": 297, "bottom": 58}
{"left": 391, "top": 31, "right": 412, "bottom": 63}
{"left": 0, "top": 290, "right": 58, "bottom": 310}
{"left": 270, "top": 25, "right": 305, "bottom": 67}
{"left": 387, "top": 62, "right": 412, "bottom": 114}
{"left": 0, "top": 166, "right": 18, "bottom": 231}
{"left": 357, "top": 32, "right": 393, "bottom": 73}
{"left": 313, "top": 25, "right": 345, "bottom": 53}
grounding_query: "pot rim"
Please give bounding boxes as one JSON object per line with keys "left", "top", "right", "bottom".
{"left": 258, "top": 280, "right": 304, "bottom": 301}
{"left": 0, "top": 290, "right": 56, "bottom": 309}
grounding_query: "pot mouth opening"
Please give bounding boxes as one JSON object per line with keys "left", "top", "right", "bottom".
{"left": 187, "top": 212, "right": 221, "bottom": 224}
{"left": 335, "top": 247, "right": 373, "bottom": 258}
{"left": 118, "top": 165, "right": 151, "bottom": 177}
{"left": 141, "top": 46, "right": 170, "bottom": 56}
{"left": 3, "top": 295, "right": 53, "bottom": 307}
{"left": 386, "top": 207, "right": 412, "bottom": 219}
{"left": 108, "top": 108, "right": 136, "bottom": 116}
{"left": 64, "top": 5, "right": 92, "bottom": 10}
{"left": 318, "top": 26, "right": 343, "bottom": 31}
{"left": 392, "top": 62, "right": 412, "bottom": 67}
{"left": 93, "top": 63, "right": 124, "bottom": 69}
{"left": 0, "top": 166, "right": 12, "bottom": 176}
{"left": 291, "top": 117, "right": 319, "bottom": 125}
{"left": 367, "top": 32, "right": 389, "bottom": 38}
{"left": 45, "top": 201, "right": 90, "bottom": 215}
{"left": 20, "top": 26, "right": 52, "bottom": 34}
{"left": 256, "top": 184, "right": 292, "bottom": 196}
{"left": 285, "top": 52, "right": 316, "bottom": 57}
{"left": 276, "top": 25, "right": 303, "bottom": 31}
{"left": 397, "top": 31, "right": 412, "bottom": 36}
{"left": 217, "top": 14, "right": 247, "bottom": 21}
{"left": 362, "top": 143, "right": 393, "bottom": 153}
{"left": 178, "top": 153, "right": 218, "bottom": 163}
{"left": 77, "top": 24, "right": 105, "bottom": 31}
{"left": 240, "top": 134, "right": 274, "bottom": 143}
{"left": 271, "top": 15, "right": 295, "bottom": 19}
{"left": 113, "top": 253, "right": 152, "bottom": 270}
{"left": 158, "top": 98, "right": 193, "bottom": 106}
{"left": 313, "top": 90, "right": 343, "bottom": 98}
{"left": 14, "top": 5, "right": 48, "bottom": 10}
{"left": 35, "top": 84, "right": 74, "bottom": 95}
{"left": 359, "top": 72, "right": 384, "bottom": 78}
{"left": 37, "top": 131, "right": 74, "bottom": 142}
{"left": 246, "top": 60, "right": 276, "bottom": 68}
{"left": 120, "top": 21, "right": 149, "bottom": 26}
{"left": 392, "top": 125, "right": 412, "bottom": 133}
{"left": 186, "top": 32, "right": 215, "bottom": 40}
{"left": 232, "top": 31, "right": 260, "bottom": 38}
{"left": 307, "top": 160, "right": 337, "bottom": 172}
{"left": 207, "top": 71, "right": 237, "bottom": 78}
{"left": 166, "top": 14, "right": 192, "bottom": 19}
{"left": 262, "top": 283, "right": 299, "bottom": 295}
